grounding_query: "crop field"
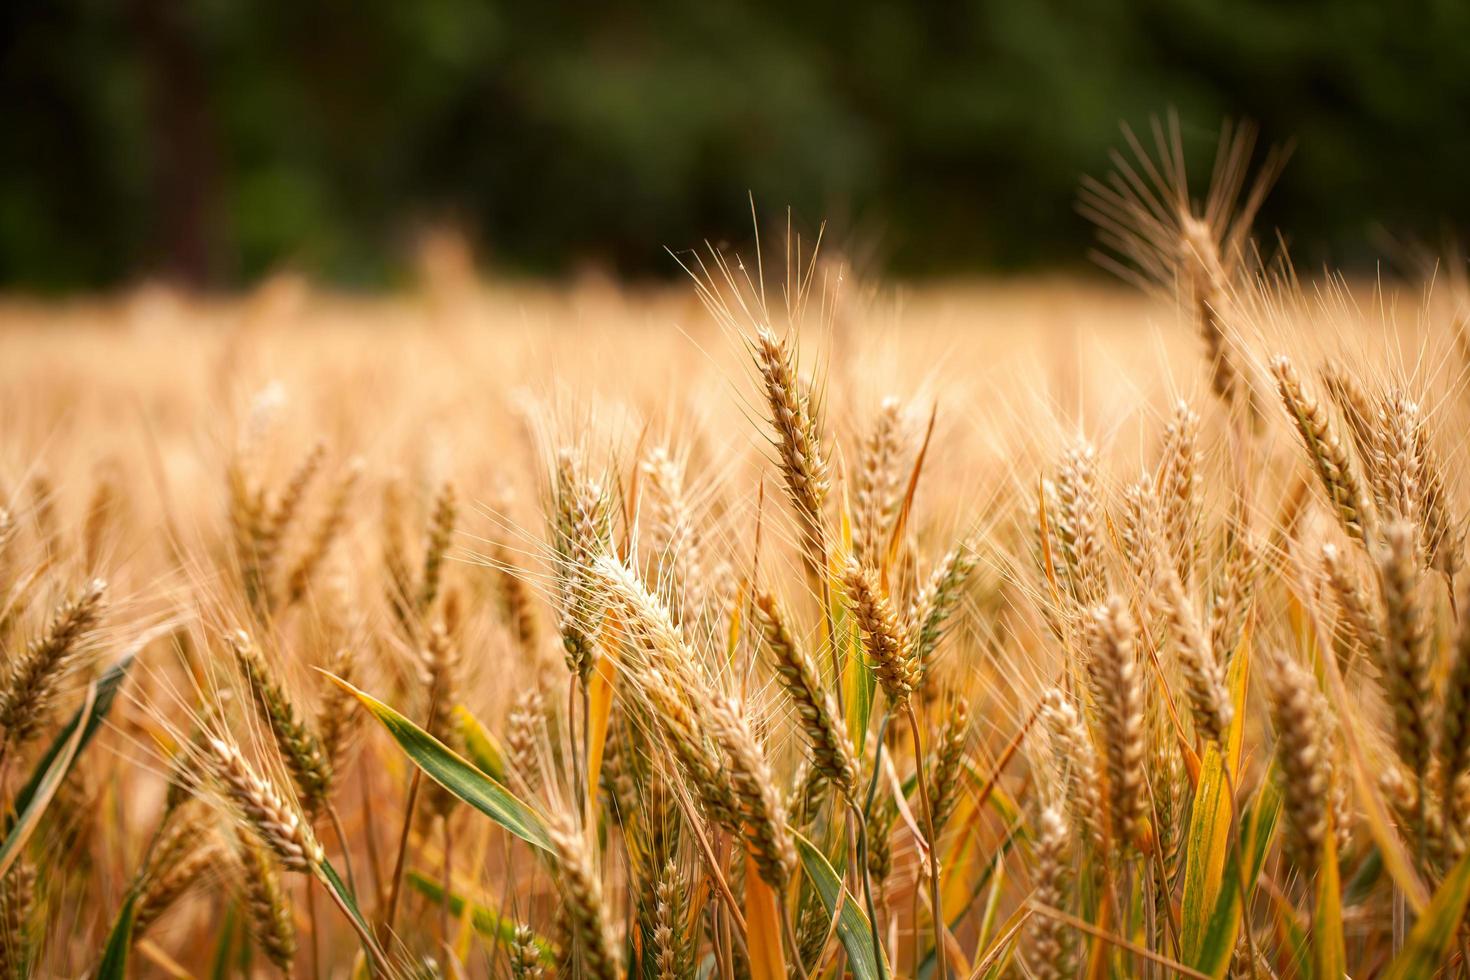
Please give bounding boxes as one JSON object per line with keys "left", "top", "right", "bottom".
{"left": 3, "top": 130, "right": 1470, "bottom": 979}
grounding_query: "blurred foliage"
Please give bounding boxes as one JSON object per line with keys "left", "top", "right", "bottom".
{"left": 2, "top": 0, "right": 1469, "bottom": 288}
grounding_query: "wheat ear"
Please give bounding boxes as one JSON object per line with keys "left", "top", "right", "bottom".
{"left": 417, "top": 479, "right": 456, "bottom": 614}
{"left": 754, "top": 589, "right": 859, "bottom": 801}
{"left": 1268, "top": 657, "right": 1330, "bottom": 877}
{"left": 1085, "top": 597, "right": 1149, "bottom": 852}
{"left": 752, "top": 326, "right": 829, "bottom": 561}
{"left": 852, "top": 397, "right": 906, "bottom": 566}
{"left": 843, "top": 558, "right": 917, "bottom": 707}
{"left": 236, "top": 830, "right": 298, "bottom": 973}
{"left": 545, "top": 814, "right": 618, "bottom": 980}
{"left": 1377, "top": 522, "right": 1433, "bottom": 804}
{"left": 231, "top": 630, "right": 333, "bottom": 815}
{"left": 1037, "top": 688, "right": 1106, "bottom": 850}
{"left": 1027, "top": 803, "right": 1074, "bottom": 980}
{"left": 1271, "top": 355, "right": 1375, "bottom": 546}
{"left": 0, "top": 577, "right": 106, "bottom": 752}
{"left": 205, "top": 735, "right": 324, "bottom": 873}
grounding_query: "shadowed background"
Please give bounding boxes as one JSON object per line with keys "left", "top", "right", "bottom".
{"left": 3, "top": 0, "right": 1468, "bottom": 289}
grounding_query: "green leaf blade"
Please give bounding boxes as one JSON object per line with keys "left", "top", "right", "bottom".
{"left": 794, "top": 830, "right": 886, "bottom": 980}
{"left": 330, "top": 675, "right": 551, "bottom": 853}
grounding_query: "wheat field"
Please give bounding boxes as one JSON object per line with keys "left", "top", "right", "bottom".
{"left": 2, "top": 127, "right": 1470, "bottom": 979}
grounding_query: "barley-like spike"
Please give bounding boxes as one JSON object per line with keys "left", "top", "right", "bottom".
{"left": 1209, "top": 529, "right": 1260, "bottom": 663}
{"left": 1321, "top": 364, "right": 1384, "bottom": 506}
{"left": 229, "top": 452, "right": 270, "bottom": 613}
{"left": 1085, "top": 597, "right": 1149, "bottom": 852}
{"left": 641, "top": 671, "right": 740, "bottom": 828}
{"left": 1054, "top": 441, "right": 1105, "bottom": 603}
{"left": 1417, "top": 430, "right": 1463, "bottom": 582}
{"left": 1268, "top": 657, "right": 1330, "bottom": 876}
{"left": 0, "top": 861, "right": 35, "bottom": 980}
{"left": 0, "top": 578, "right": 106, "bottom": 752}
{"left": 505, "top": 685, "right": 545, "bottom": 797}
{"left": 1441, "top": 605, "right": 1470, "bottom": 829}
{"left": 754, "top": 589, "right": 859, "bottom": 801}
{"left": 1164, "top": 569, "right": 1232, "bottom": 744}
{"left": 81, "top": 467, "right": 117, "bottom": 575}
{"left": 1183, "top": 219, "right": 1261, "bottom": 424}
{"left": 709, "top": 694, "right": 797, "bottom": 888}
{"left": 908, "top": 539, "right": 978, "bottom": 676}
{"left": 591, "top": 555, "right": 688, "bottom": 672}
{"left": 1375, "top": 389, "right": 1422, "bottom": 531}
{"left": 420, "top": 620, "right": 462, "bottom": 816}
{"left": 1027, "top": 803, "right": 1074, "bottom": 980}
{"left": 1321, "top": 542, "right": 1383, "bottom": 672}
{"left": 1377, "top": 521, "right": 1434, "bottom": 791}
{"left": 852, "top": 397, "right": 906, "bottom": 567}
{"left": 205, "top": 735, "right": 323, "bottom": 873}
{"left": 1037, "top": 688, "right": 1106, "bottom": 850}
{"left": 285, "top": 459, "right": 361, "bottom": 605}
{"left": 509, "top": 923, "right": 545, "bottom": 980}
{"left": 418, "top": 479, "right": 456, "bottom": 614}
{"left": 866, "top": 794, "right": 896, "bottom": 903}
{"left": 382, "top": 477, "right": 415, "bottom": 630}
{"left": 1158, "top": 400, "right": 1201, "bottom": 586}
{"left": 642, "top": 446, "right": 706, "bottom": 624}
{"left": 315, "top": 644, "right": 362, "bottom": 782}
{"left": 752, "top": 326, "right": 829, "bottom": 561}
{"left": 236, "top": 831, "right": 298, "bottom": 973}
{"left": 1138, "top": 483, "right": 1232, "bottom": 742}
{"left": 652, "top": 860, "right": 684, "bottom": 980}
{"left": 551, "top": 449, "right": 614, "bottom": 681}
{"left": 844, "top": 558, "right": 917, "bottom": 707}
{"left": 1271, "top": 355, "right": 1375, "bottom": 546}
{"left": 494, "top": 544, "right": 541, "bottom": 659}
{"left": 257, "top": 441, "right": 327, "bottom": 595}
{"left": 546, "top": 815, "right": 619, "bottom": 980}
{"left": 927, "top": 700, "right": 969, "bottom": 836}
{"left": 134, "top": 835, "right": 224, "bottom": 937}
{"left": 230, "top": 630, "right": 333, "bottom": 814}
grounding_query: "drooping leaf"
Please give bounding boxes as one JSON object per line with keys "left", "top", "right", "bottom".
{"left": 794, "top": 830, "right": 886, "bottom": 980}
{"left": 327, "top": 674, "right": 552, "bottom": 852}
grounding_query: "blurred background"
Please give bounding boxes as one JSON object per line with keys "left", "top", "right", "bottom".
{"left": 4, "top": 0, "right": 1469, "bottom": 291}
